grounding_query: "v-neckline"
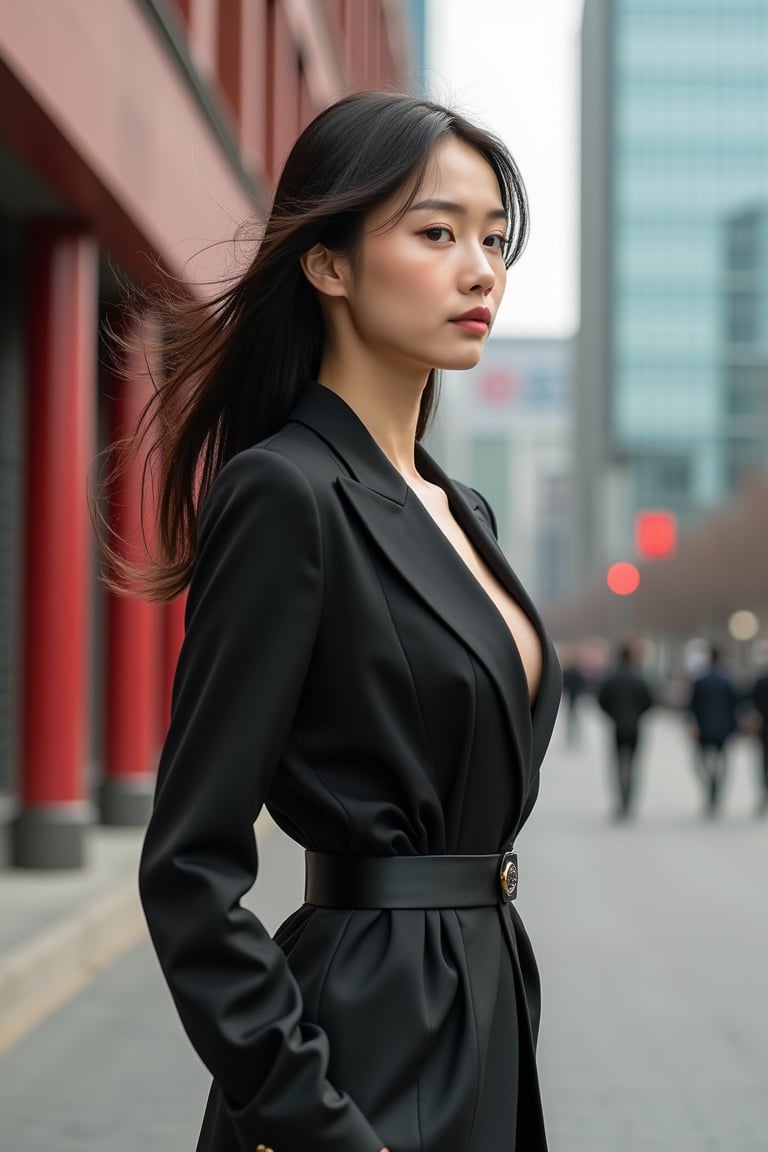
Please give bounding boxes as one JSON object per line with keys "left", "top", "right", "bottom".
{"left": 405, "top": 479, "right": 541, "bottom": 715}
{"left": 289, "top": 382, "right": 556, "bottom": 750}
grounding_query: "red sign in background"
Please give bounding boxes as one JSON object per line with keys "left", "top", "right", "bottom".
{"left": 635, "top": 510, "right": 677, "bottom": 559}
{"left": 476, "top": 369, "right": 520, "bottom": 404}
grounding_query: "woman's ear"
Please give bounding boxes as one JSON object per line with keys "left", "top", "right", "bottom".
{"left": 300, "top": 243, "right": 350, "bottom": 299}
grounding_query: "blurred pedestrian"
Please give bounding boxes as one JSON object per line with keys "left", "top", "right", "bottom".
{"left": 749, "top": 665, "right": 768, "bottom": 814}
{"left": 687, "top": 644, "right": 739, "bottom": 815}
{"left": 561, "top": 646, "right": 587, "bottom": 745}
{"left": 597, "top": 641, "right": 653, "bottom": 818}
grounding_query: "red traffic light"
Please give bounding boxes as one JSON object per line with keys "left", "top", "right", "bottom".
{"left": 607, "top": 562, "right": 640, "bottom": 596}
{"left": 635, "top": 510, "right": 677, "bottom": 559}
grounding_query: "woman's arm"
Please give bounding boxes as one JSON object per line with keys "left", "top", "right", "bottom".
{"left": 139, "top": 447, "right": 383, "bottom": 1152}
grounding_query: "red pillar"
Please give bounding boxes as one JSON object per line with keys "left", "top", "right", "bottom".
{"left": 159, "top": 594, "right": 187, "bottom": 745}
{"left": 101, "top": 321, "right": 161, "bottom": 826}
{"left": 15, "top": 223, "right": 97, "bottom": 868}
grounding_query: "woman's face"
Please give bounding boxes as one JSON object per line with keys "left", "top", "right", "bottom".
{"left": 341, "top": 137, "right": 509, "bottom": 375}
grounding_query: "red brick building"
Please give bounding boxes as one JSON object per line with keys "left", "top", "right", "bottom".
{"left": 0, "top": 0, "right": 418, "bottom": 868}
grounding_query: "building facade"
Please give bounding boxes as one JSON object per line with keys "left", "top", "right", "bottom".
{"left": 0, "top": 0, "right": 417, "bottom": 869}
{"left": 575, "top": 0, "right": 768, "bottom": 584}
{"left": 435, "top": 337, "right": 573, "bottom": 610}
{"left": 723, "top": 204, "right": 768, "bottom": 489}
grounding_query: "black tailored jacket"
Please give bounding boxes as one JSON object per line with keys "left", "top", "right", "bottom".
{"left": 139, "top": 381, "right": 562, "bottom": 1152}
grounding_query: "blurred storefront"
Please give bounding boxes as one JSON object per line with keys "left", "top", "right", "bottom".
{"left": 0, "top": 0, "right": 418, "bottom": 869}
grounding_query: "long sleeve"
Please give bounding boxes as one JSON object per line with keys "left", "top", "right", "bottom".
{"left": 138, "top": 447, "right": 383, "bottom": 1152}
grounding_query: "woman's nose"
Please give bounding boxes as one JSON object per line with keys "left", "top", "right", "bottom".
{"left": 460, "top": 246, "right": 496, "bottom": 294}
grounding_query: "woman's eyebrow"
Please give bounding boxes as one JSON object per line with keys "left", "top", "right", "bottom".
{"left": 409, "top": 198, "right": 507, "bottom": 220}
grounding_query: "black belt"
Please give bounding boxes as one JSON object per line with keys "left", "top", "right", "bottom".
{"left": 304, "top": 850, "right": 518, "bottom": 909}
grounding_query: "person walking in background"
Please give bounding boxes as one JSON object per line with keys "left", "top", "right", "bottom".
{"left": 749, "top": 663, "right": 768, "bottom": 815}
{"left": 597, "top": 641, "right": 653, "bottom": 819}
{"left": 560, "top": 646, "right": 587, "bottom": 746}
{"left": 687, "top": 644, "right": 739, "bottom": 815}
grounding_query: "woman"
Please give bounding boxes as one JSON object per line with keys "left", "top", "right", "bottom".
{"left": 130, "top": 92, "right": 561, "bottom": 1152}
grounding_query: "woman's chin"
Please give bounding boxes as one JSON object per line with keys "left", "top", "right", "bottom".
{"left": 435, "top": 346, "right": 487, "bottom": 372}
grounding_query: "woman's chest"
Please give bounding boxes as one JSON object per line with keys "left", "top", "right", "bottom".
{"left": 405, "top": 487, "right": 542, "bottom": 706}
{"left": 297, "top": 521, "right": 534, "bottom": 796}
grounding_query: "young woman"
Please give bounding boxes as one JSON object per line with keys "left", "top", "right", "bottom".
{"left": 130, "top": 92, "right": 562, "bottom": 1152}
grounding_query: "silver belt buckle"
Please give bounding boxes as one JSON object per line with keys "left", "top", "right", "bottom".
{"left": 499, "top": 851, "right": 518, "bottom": 903}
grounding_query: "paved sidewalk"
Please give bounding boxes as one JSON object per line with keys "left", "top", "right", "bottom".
{"left": 0, "top": 810, "right": 274, "bottom": 1055}
{"left": 521, "top": 700, "right": 768, "bottom": 1151}
{"left": 3, "top": 700, "right": 764, "bottom": 1087}
{"left": 0, "top": 827, "right": 144, "bottom": 957}
{"left": 1, "top": 700, "right": 767, "bottom": 1152}
{"left": 0, "top": 825, "right": 146, "bottom": 1054}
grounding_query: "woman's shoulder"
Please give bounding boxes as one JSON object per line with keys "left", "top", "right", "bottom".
{"left": 204, "top": 420, "right": 342, "bottom": 521}
{"left": 258, "top": 418, "right": 344, "bottom": 482}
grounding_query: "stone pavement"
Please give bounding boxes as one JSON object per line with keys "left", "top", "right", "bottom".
{"left": 1, "top": 700, "right": 767, "bottom": 1151}
{"left": 519, "top": 700, "right": 768, "bottom": 1151}
{"left": 0, "top": 812, "right": 270, "bottom": 1056}
{"left": 0, "top": 824, "right": 146, "bottom": 1055}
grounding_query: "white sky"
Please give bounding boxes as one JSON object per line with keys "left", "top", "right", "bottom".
{"left": 425, "top": 0, "right": 583, "bottom": 338}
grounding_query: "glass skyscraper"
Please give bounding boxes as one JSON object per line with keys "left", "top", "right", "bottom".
{"left": 575, "top": 0, "right": 768, "bottom": 582}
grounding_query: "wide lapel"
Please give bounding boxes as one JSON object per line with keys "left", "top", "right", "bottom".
{"left": 418, "top": 446, "right": 562, "bottom": 780}
{"left": 288, "top": 383, "right": 561, "bottom": 823}
{"left": 414, "top": 446, "right": 562, "bottom": 843}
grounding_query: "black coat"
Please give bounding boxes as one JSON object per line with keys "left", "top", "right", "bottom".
{"left": 750, "top": 672, "right": 768, "bottom": 744}
{"left": 139, "top": 381, "right": 562, "bottom": 1152}
{"left": 688, "top": 669, "right": 739, "bottom": 746}
{"left": 597, "top": 668, "right": 653, "bottom": 743}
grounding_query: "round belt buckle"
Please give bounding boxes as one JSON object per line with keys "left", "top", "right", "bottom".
{"left": 499, "top": 851, "right": 518, "bottom": 903}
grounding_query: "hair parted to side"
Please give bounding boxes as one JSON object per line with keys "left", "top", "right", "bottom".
{"left": 96, "top": 90, "right": 528, "bottom": 600}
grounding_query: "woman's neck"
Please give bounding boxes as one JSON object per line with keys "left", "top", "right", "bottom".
{"left": 317, "top": 356, "right": 427, "bottom": 482}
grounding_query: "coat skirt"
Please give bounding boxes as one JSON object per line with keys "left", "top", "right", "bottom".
{"left": 139, "top": 381, "right": 562, "bottom": 1152}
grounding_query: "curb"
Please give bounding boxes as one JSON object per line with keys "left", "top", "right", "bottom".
{"left": 0, "top": 810, "right": 276, "bottom": 1055}
{"left": 0, "top": 876, "right": 147, "bottom": 1055}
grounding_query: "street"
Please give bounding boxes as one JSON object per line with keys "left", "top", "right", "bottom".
{"left": 1, "top": 702, "right": 767, "bottom": 1151}
{"left": 523, "top": 702, "right": 768, "bottom": 1151}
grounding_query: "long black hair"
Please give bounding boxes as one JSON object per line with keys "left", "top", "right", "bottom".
{"left": 99, "top": 91, "right": 528, "bottom": 599}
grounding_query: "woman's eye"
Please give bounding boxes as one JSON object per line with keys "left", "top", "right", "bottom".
{"left": 485, "top": 234, "right": 511, "bottom": 255}
{"left": 422, "top": 227, "right": 452, "bottom": 243}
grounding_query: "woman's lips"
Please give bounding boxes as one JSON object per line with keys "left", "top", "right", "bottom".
{"left": 450, "top": 318, "right": 489, "bottom": 334}
{"left": 450, "top": 307, "right": 492, "bottom": 335}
